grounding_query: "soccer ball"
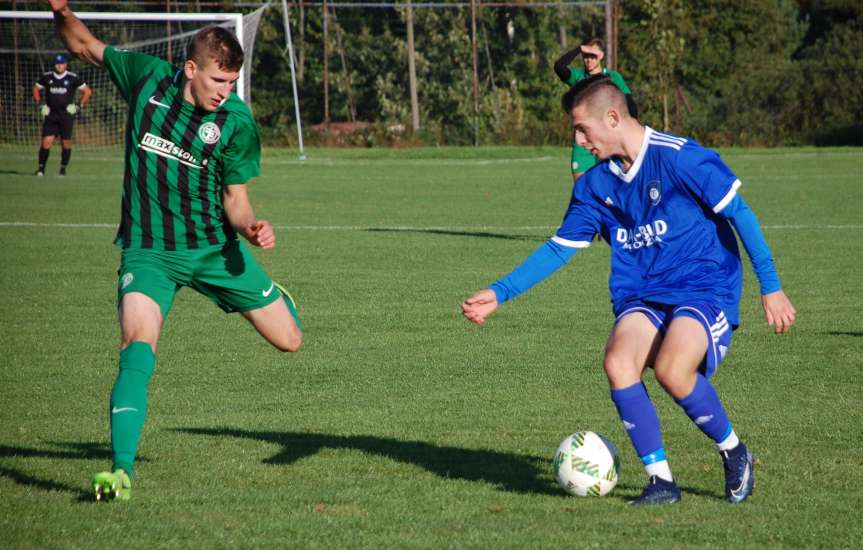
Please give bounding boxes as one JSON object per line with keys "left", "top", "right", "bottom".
{"left": 553, "top": 431, "right": 620, "bottom": 497}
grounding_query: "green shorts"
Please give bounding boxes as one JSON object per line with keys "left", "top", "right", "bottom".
{"left": 571, "top": 143, "right": 598, "bottom": 174}
{"left": 117, "top": 240, "right": 280, "bottom": 317}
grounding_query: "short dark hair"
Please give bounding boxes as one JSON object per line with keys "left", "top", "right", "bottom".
{"left": 561, "top": 74, "right": 619, "bottom": 113}
{"left": 583, "top": 37, "right": 603, "bottom": 50}
{"left": 187, "top": 26, "right": 244, "bottom": 71}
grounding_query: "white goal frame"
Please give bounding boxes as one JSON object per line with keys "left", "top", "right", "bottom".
{"left": 0, "top": 10, "right": 247, "bottom": 101}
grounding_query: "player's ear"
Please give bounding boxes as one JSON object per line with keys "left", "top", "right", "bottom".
{"left": 184, "top": 59, "right": 197, "bottom": 80}
{"left": 607, "top": 107, "right": 622, "bottom": 128}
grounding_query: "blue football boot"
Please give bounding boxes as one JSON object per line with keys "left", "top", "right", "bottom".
{"left": 722, "top": 443, "right": 754, "bottom": 503}
{"left": 629, "top": 476, "right": 681, "bottom": 506}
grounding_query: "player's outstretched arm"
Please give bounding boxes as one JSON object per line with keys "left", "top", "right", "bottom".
{"left": 762, "top": 290, "right": 796, "bottom": 334}
{"left": 79, "top": 85, "right": 92, "bottom": 107}
{"left": 49, "top": 0, "right": 105, "bottom": 66}
{"left": 222, "top": 183, "right": 276, "bottom": 250}
{"left": 461, "top": 289, "right": 499, "bottom": 325}
{"left": 553, "top": 47, "right": 581, "bottom": 82}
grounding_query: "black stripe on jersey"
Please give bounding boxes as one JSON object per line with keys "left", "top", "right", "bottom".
{"left": 118, "top": 74, "right": 154, "bottom": 248}
{"left": 219, "top": 132, "right": 242, "bottom": 242}
{"left": 154, "top": 87, "right": 186, "bottom": 250}
{"left": 177, "top": 111, "right": 205, "bottom": 249}
{"left": 135, "top": 75, "right": 174, "bottom": 248}
{"left": 197, "top": 110, "right": 230, "bottom": 246}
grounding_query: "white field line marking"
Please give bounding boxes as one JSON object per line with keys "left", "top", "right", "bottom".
{"left": 0, "top": 153, "right": 556, "bottom": 166}
{"left": 2, "top": 222, "right": 862, "bottom": 231}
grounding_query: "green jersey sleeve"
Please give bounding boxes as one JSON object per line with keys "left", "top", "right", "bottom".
{"left": 222, "top": 114, "right": 262, "bottom": 185}
{"left": 565, "top": 67, "right": 587, "bottom": 87}
{"left": 102, "top": 46, "right": 170, "bottom": 100}
{"left": 608, "top": 70, "right": 632, "bottom": 95}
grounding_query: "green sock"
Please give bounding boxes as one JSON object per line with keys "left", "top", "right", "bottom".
{"left": 110, "top": 342, "right": 155, "bottom": 477}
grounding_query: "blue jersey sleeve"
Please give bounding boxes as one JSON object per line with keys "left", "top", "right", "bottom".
{"left": 675, "top": 142, "right": 741, "bottom": 214}
{"left": 490, "top": 181, "right": 602, "bottom": 303}
{"left": 720, "top": 195, "right": 781, "bottom": 294}
{"left": 552, "top": 179, "right": 603, "bottom": 248}
{"left": 490, "top": 240, "right": 579, "bottom": 303}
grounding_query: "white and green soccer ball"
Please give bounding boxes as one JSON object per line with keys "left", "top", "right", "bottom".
{"left": 553, "top": 431, "right": 620, "bottom": 497}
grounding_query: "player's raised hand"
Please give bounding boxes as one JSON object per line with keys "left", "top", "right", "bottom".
{"left": 48, "top": 0, "right": 69, "bottom": 11}
{"left": 761, "top": 290, "right": 796, "bottom": 334}
{"left": 244, "top": 220, "right": 276, "bottom": 249}
{"left": 461, "top": 289, "right": 499, "bottom": 325}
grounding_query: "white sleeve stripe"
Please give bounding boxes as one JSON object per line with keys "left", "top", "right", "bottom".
{"left": 35, "top": 83, "right": 44, "bottom": 89}
{"left": 551, "top": 235, "right": 592, "bottom": 248}
{"left": 712, "top": 178, "right": 741, "bottom": 214}
{"left": 77, "top": 84, "right": 88, "bottom": 89}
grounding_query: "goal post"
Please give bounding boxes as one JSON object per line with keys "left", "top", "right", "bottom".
{"left": 0, "top": 8, "right": 264, "bottom": 146}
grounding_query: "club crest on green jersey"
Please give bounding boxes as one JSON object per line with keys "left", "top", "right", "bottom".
{"left": 198, "top": 122, "right": 221, "bottom": 144}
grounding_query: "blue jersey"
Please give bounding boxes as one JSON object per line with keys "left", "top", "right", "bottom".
{"left": 552, "top": 128, "right": 744, "bottom": 326}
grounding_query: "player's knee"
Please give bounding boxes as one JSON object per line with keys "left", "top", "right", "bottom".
{"left": 120, "top": 337, "right": 157, "bottom": 354}
{"left": 603, "top": 352, "right": 638, "bottom": 386}
{"left": 653, "top": 361, "right": 691, "bottom": 397}
{"left": 273, "top": 330, "right": 302, "bottom": 353}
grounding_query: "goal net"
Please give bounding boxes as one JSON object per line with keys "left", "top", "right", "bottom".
{"left": 0, "top": 7, "right": 265, "bottom": 146}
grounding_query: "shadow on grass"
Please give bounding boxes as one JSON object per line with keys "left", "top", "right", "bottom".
{"left": 176, "top": 428, "right": 727, "bottom": 503}
{"left": 824, "top": 331, "right": 863, "bottom": 337}
{"left": 0, "top": 442, "right": 148, "bottom": 501}
{"left": 0, "top": 465, "right": 85, "bottom": 495}
{"left": 368, "top": 227, "right": 545, "bottom": 242}
{"left": 177, "top": 427, "right": 564, "bottom": 496}
{"left": 0, "top": 442, "right": 112, "bottom": 461}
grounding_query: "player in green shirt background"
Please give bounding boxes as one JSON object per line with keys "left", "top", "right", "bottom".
{"left": 554, "top": 38, "right": 636, "bottom": 182}
{"left": 49, "top": 0, "right": 303, "bottom": 501}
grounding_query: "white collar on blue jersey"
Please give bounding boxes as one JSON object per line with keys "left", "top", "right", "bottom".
{"left": 608, "top": 126, "right": 653, "bottom": 183}
{"left": 52, "top": 70, "right": 69, "bottom": 79}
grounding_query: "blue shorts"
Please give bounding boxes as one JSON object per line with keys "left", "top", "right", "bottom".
{"left": 615, "top": 300, "right": 733, "bottom": 379}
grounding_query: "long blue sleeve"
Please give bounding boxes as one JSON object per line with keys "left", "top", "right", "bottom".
{"left": 720, "top": 195, "right": 781, "bottom": 295}
{"left": 490, "top": 239, "right": 579, "bottom": 303}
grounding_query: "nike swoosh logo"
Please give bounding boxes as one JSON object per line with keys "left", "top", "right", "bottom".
{"left": 730, "top": 462, "right": 751, "bottom": 499}
{"left": 112, "top": 407, "right": 138, "bottom": 414}
{"left": 148, "top": 96, "right": 170, "bottom": 109}
{"left": 262, "top": 282, "right": 275, "bottom": 297}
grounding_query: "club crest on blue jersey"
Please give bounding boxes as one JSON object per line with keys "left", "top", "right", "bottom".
{"left": 647, "top": 180, "right": 662, "bottom": 206}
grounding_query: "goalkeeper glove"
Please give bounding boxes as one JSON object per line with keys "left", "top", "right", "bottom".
{"left": 40, "top": 104, "right": 50, "bottom": 117}
{"left": 66, "top": 104, "right": 79, "bottom": 115}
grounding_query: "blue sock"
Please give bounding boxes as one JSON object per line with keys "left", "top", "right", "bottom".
{"left": 675, "top": 374, "right": 732, "bottom": 444}
{"left": 611, "top": 382, "right": 665, "bottom": 460}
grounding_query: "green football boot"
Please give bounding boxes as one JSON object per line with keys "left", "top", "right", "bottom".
{"left": 92, "top": 469, "right": 131, "bottom": 502}
{"left": 273, "top": 281, "right": 302, "bottom": 330}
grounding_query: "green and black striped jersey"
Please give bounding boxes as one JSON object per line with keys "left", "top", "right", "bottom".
{"left": 564, "top": 67, "right": 631, "bottom": 95}
{"left": 103, "top": 46, "right": 261, "bottom": 250}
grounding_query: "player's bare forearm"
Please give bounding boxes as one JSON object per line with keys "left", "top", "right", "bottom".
{"left": 33, "top": 87, "right": 42, "bottom": 103}
{"left": 49, "top": 1, "right": 105, "bottom": 66}
{"left": 80, "top": 86, "right": 92, "bottom": 107}
{"left": 223, "top": 184, "right": 276, "bottom": 249}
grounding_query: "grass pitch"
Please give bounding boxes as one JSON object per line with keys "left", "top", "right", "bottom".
{"left": 1, "top": 145, "right": 861, "bottom": 548}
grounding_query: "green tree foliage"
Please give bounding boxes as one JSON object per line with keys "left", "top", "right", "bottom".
{"left": 244, "top": 1, "right": 859, "bottom": 147}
